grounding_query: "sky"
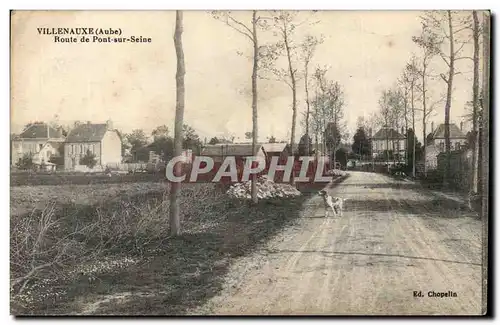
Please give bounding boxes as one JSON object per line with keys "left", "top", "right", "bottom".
{"left": 10, "top": 10, "right": 483, "bottom": 143}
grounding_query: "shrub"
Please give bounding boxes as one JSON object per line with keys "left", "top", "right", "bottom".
{"left": 10, "top": 183, "right": 226, "bottom": 312}
{"left": 80, "top": 150, "right": 97, "bottom": 169}
{"left": 16, "top": 153, "right": 34, "bottom": 170}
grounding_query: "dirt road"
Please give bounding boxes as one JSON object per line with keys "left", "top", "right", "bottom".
{"left": 196, "top": 171, "right": 483, "bottom": 315}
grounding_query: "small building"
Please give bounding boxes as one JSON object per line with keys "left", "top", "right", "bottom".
{"left": 371, "top": 126, "right": 406, "bottom": 160}
{"left": 428, "top": 122, "right": 467, "bottom": 152}
{"left": 64, "top": 120, "right": 122, "bottom": 170}
{"left": 200, "top": 143, "right": 266, "bottom": 164}
{"left": 424, "top": 121, "right": 468, "bottom": 171}
{"left": 261, "top": 142, "right": 289, "bottom": 163}
{"left": 11, "top": 122, "right": 65, "bottom": 167}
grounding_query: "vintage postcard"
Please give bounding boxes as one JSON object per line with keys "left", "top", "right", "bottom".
{"left": 10, "top": 10, "right": 490, "bottom": 316}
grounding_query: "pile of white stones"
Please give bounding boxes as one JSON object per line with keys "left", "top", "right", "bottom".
{"left": 325, "top": 169, "right": 348, "bottom": 177}
{"left": 226, "top": 175, "right": 301, "bottom": 200}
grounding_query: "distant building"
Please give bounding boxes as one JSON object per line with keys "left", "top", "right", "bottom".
{"left": 11, "top": 122, "right": 65, "bottom": 167}
{"left": 425, "top": 121, "right": 468, "bottom": 171}
{"left": 428, "top": 122, "right": 467, "bottom": 152}
{"left": 200, "top": 143, "right": 266, "bottom": 164}
{"left": 64, "top": 120, "right": 122, "bottom": 170}
{"left": 371, "top": 126, "right": 406, "bottom": 159}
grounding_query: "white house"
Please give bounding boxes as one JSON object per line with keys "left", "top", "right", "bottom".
{"left": 11, "top": 122, "right": 65, "bottom": 167}
{"left": 424, "top": 121, "right": 468, "bottom": 171}
{"left": 371, "top": 126, "right": 406, "bottom": 159}
{"left": 429, "top": 122, "right": 467, "bottom": 152}
{"left": 64, "top": 120, "right": 122, "bottom": 170}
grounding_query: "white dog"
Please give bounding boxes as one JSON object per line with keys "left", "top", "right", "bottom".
{"left": 318, "top": 190, "right": 347, "bottom": 217}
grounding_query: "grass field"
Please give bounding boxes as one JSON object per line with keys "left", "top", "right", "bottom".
{"left": 10, "top": 176, "right": 345, "bottom": 315}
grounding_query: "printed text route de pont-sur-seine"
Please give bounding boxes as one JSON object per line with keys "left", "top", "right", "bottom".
{"left": 37, "top": 28, "right": 152, "bottom": 43}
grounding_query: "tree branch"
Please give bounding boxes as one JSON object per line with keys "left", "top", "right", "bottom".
{"left": 455, "top": 56, "right": 474, "bottom": 62}
{"left": 227, "top": 15, "right": 254, "bottom": 37}
{"left": 225, "top": 22, "right": 254, "bottom": 43}
{"left": 439, "top": 52, "right": 451, "bottom": 67}
{"left": 454, "top": 25, "right": 472, "bottom": 34}
{"left": 454, "top": 39, "right": 469, "bottom": 56}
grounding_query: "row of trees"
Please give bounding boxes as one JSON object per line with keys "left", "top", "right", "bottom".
{"left": 123, "top": 124, "right": 202, "bottom": 163}
{"left": 212, "top": 11, "right": 347, "bottom": 201}
{"left": 369, "top": 10, "right": 485, "bottom": 193}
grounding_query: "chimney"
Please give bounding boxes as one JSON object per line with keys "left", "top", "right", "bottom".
{"left": 106, "top": 119, "right": 113, "bottom": 130}
{"left": 460, "top": 121, "right": 463, "bottom": 131}
{"left": 431, "top": 121, "right": 434, "bottom": 133}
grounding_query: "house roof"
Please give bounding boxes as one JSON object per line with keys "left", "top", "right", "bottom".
{"left": 201, "top": 143, "right": 264, "bottom": 156}
{"left": 19, "top": 123, "right": 64, "bottom": 139}
{"left": 291, "top": 143, "right": 327, "bottom": 150}
{"left": 66, "top": 123, "right": 109, "bottom": 143}
{"left": 261, "top": 142, "right": 287, "bottom": 153}
{"left": 431, "top": 123, "right": 466, "bottom": 139}
{"left": 372, "top": 127, "right": 405, "bottom": 140}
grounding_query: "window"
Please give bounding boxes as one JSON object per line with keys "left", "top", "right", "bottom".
{"left": 439, "top": 143, "right": 445, "bottom": 152}
{"left": 39, "top": 144, "right": 43, "bottom": 151}
{"left": 80, "top": 145, "right": 83, "bottom": 154}
{"left": 47, "top": 151, "right": 51, "bottom": 158}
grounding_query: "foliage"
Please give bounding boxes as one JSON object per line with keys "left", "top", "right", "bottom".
{"left": 335, "top": 148, "right": 348, "bottom": 169}
{"left": 406, "top": 128, "right": 424, "bottom": 171}
{"left": 49, "top": 156, "right": 64, "bottom": 167}
{"left": 351, "top": 127, "right": 371, "bottom": 158}
{"left": 149, "top": 136, "right": 174, "bottom": 161}
{"left": 126, "top": 129, "right": 149, "bottom": 162}
{"left": 16, "top": 153, "right": 34, "bottom": 170}
{"left": 268, "top": 136, "right": 277, "bottom": 143}
{"left": 324, "top": 122, "right": 341, "bottom": 154}
{"left": 79, "top": 150, "right": 97, "bottom": 169}
{"left": 298, "top": 134, "right": 313, "bottom": 156}
{"left": 183, "top": 124, "right": 202, "bottom": 154}
{"left": 310, "top": 70, "right": 346, "bottom": 150}
{"left": 151, "top": 125, "right": 170, "bottom": 141}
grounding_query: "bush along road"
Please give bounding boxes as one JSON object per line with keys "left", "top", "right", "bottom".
{"left": 194, "top": 171, "right": 482, "bottom": 316}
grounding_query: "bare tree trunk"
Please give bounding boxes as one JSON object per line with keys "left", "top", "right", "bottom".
{"left": 333, "top": 116, "right": 337, "bottom": 169}
{"left": 404, "top": 90, "right": 409, "bottom": 165}
{"left": 421, "top": 65, "right": 428, "bottom": 177}
{"left": 481, "top": 12, "right": 490, "bottom": 316}
{"left": 284, "top": 24, "right": 297, "bottom": 184}
{"left": 411, "top": 83, "right": 416, "bottom": 178}
{"left": 314, "top": 88, "right": 319, "bottom": 160}
{"left": 385, "top": 134, "right": 389, "bottom": 169}
{"left": 304, "top": 63, "right": 311, "bottom": 156}
{"left": 170, "top": 10, "right": 185, "bottom": 236}
{"left": 443, "top": 10, "right": 455, "bottom": 188}
{"left": 470, "top": 10, "right": 480, "bottom": 195}
{"left": 250, "top": 10, "right": 259, "bottom": 204}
